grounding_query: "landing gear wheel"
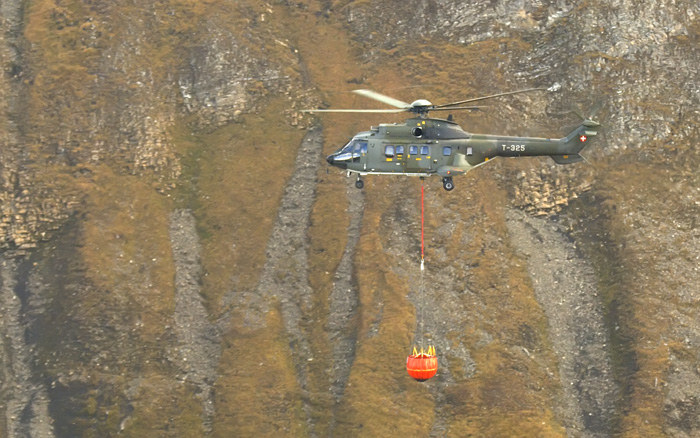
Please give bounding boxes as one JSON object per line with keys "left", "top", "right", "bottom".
{"left": 355, "top": 178, "right": 364, "bottom": 189}
{"left": 443, "top": 177, "right": 454, "bottom": 191}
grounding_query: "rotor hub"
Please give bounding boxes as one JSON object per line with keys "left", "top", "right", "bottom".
{"left": 410, "top": 99, "right": 432, "bottom": 108}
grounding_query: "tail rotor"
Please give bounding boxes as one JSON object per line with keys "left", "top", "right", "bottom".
{"left": 571, "top": 100, "right": 604, "bottom": 124}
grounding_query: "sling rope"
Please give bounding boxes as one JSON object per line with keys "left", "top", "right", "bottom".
{"left": 406, "top": 180, "right": 437, "bottom": 382}
{"left": 419, "top": 181, "right": 425, "bottom": 351}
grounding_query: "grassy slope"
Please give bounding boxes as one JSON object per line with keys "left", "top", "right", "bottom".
{"left": 21, "top": 0, "right": 270, "bottom": 436}
{"left": 298, "top": 6, "right": 700, "bottom": 436}
{"left": 18, "top": 0, "right": 697, "bottom": 436}
{"left": 33, "top": 1, "right": 569, "bottom": 435}
{"left": 277, "top": 5, "right": 569, "bottom": 435}
{"left": 22, "top": 0, "right": 311, "bottom": 434}
{"left": 202, "top": 102, "right": 309, "bottom": 435}
{"left": 594, "top": 146, "right": 700, "bottom": 436}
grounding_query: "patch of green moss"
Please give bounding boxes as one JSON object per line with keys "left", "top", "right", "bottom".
{"left": 169, "top": 96, "right": 305, "bottom": 313}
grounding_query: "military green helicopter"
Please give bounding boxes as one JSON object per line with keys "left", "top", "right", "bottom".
{"left": 304, "top": 89, "right": 600, "bottom": 191}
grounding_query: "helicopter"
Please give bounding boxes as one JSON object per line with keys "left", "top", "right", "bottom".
{"left": 304, "top": 88, "right": 600, "bottom": 191}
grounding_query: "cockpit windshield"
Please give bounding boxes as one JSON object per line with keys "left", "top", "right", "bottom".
{"left": 334, "top": 139, "right": 368, "bottom": 161}
{"left": 341, "top": 139, "right": 368, "bottom": 155}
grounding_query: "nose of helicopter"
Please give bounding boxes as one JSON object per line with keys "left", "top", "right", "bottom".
{"left": 325, "top": 153, "right": 347, "bottom": 169}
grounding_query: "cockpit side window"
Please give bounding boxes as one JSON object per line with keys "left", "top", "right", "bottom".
{"left": 384, "top": 145, "right": 395, "bottom": 158}
{"left": 341, "top": 140, "right": 368, "bottom": 158}
{"left": 353, "top": 141, "right": 368, "bottom": 156}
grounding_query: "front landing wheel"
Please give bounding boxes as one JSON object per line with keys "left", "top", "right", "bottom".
{"left": 355, "top": 179, "right": 364, "bottom": 189}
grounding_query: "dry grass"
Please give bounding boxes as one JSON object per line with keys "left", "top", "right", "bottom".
{"left": 172, "top": 97, "right": 305, "bottom": 312}
{"left": 331, "top": 185, "right": 436, "bottom": 436}
{"left": 77, "top": 166, "right": 175, "bottom": 339}
{"left": 580, "top": 142, "right": 700, "bottom": 436}
{"left": 17, "top": 0, "right": 694, "bottom": 435}
{"left": 213, "top": 308, "right": 308, "bottom": 437}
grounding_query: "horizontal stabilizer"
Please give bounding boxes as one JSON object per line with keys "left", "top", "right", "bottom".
{"left": 550, "top": 154, "right": 584, "bottom": 164}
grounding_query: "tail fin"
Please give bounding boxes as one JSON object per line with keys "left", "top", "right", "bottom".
{"left": 551, "top": 119, "right": 600, "bottom": 165}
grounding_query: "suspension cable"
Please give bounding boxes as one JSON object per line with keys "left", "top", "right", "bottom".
{"left": 420, "top": 181, "right": 425, "bottom": 351}
{"left": 421, "top": 183, "right": 425, "bottom": 268}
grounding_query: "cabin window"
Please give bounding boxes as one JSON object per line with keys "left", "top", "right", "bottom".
{"left": 409, "top": 145, "right": 418, "bottom": 155}
{"left": 420, "top": 146, "right": 430, "bottom": 156}
{"left": 443, "top": 146, "right": 452, "bottom": 156}
{"left": 396, "top": 145, "right": 405, "bottom": 155}
{"left": 384, "top": 145, "right": 395, "bottom": 158}
{"left": 467, "top": 147, "right": 473, "bottom": 156}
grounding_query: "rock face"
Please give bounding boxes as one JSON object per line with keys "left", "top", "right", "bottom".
{"left": 506, "top": 209, "right": 617, "bottom": 437}
{"left": 168, "top": 209, "right": 220, "bottom": 434}
{"left": 0, "top": 258, "right": 55, "bottom": 438}
{"left": 1, "top": 0, "right": 699, "bottom": 437}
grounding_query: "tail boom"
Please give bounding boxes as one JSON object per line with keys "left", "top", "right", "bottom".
{"left": 482, "top": 119, "right": 599, "bottom": 164}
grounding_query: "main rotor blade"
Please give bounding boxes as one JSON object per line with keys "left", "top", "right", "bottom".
{"left": 569, "top": 101, "right": 604, "bottom": 121}
{"left": 352, "top": 89, "right": 412, "bottom": 109}
{"left": 302, "top": 108, "right": 408, "bottom": 113}
{"left": 588, "top": 101, "right": 604, "bottom": 119}
{"left": 435, "top": 87, "right": 546, "bottom": 108}
{"left": 428, "top": 106, "right": 487, "bottom": 112}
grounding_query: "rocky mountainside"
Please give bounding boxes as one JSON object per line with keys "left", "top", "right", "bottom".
{"left": 1, "top": 0, "right": 698, "bottom": 437}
